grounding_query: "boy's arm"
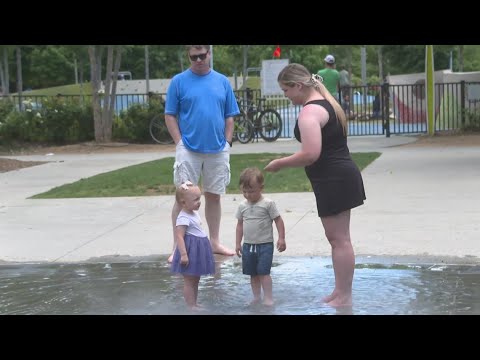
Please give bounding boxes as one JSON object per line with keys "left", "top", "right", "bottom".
{"left": 235, "top": 219, "right": 244, "bottom": 257}
{"left": 274, "top": 216, "right": 286, "bottom": 252}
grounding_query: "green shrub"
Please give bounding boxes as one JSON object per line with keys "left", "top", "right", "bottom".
{"left": 115, "top": 96, "right": 165, "bottom": 143}
{"left": 462, "top": 109, "right": 480, "bottom": 132}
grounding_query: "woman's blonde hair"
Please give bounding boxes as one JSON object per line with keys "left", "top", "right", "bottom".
{"left": 277, "top": 63, "right": 347, "bottom": 135}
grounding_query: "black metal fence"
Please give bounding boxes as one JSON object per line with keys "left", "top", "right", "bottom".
{"left": 2, "top": 81, "right": 479, "bottom": 138}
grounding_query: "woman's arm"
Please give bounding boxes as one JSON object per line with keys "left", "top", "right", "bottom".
{"left": 264, "top": 104, "right": 327, "bottom": 172}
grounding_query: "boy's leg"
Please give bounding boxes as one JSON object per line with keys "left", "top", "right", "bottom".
{"left": 250, "top": 276, "right": 262, "bottom": 304}
{"left": 259, "top": 275, "right": 273, "bottom": 306}
{"left": 242, "top": 243, "right": 260, "bottom": 304}
{"left": 257, "top": 243, "right": 275, "bottom": 306}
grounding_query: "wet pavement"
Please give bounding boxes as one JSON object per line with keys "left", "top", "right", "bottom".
{"left": 2, "top": 136, "right": 480, "bottom": 315}
{"left": 1, "top": 256, "right": 479, "bottom": 315}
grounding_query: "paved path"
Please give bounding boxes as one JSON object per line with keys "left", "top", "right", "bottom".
{"left": 1, "top": 135, "right": 479, "bottom": 264}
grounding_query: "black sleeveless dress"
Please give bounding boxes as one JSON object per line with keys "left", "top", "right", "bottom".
{"left": 294, "top": 99, "right": 366, "bottom": 217}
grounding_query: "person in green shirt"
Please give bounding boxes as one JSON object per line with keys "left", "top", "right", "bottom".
{"left": 317, "top": 54, "right": 340, "bottom": 100}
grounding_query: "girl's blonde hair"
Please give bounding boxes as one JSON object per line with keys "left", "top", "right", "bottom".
{"left": 277, "top": 63, "right": 347, "bottom": 135}
{"left": 175, "top": 181, "right": 196, "bottom": 203}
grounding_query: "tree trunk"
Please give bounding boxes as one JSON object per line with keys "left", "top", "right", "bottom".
{"left": 0, "top": 51, "right": 5, "bottom": 95}
{"left": 145, "top": 45, "right": 150, "bottom": 94}
{"left": 16, "top": 47, "right": 23, "bottom": 108}
{"left": 1, "top": 47, "right": 10, "bottom": 95}
{"left": 74, "top": 57, "right": 78, "bottom": 84}
{"left": 242, "top": 45, "right": 249, "bottom": 86}
{"left": 88, "top": 45, "right": 122, "bottom": 143}
{"left": 377, "top": 45, "right": 384, "bottom": 83}
{"left": 458, "top": 45, "right": 464, "bottom": 72}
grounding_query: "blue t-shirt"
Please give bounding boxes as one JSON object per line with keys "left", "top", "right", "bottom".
{"left": 165, "top": 69, "right": 240, "bottom": 153}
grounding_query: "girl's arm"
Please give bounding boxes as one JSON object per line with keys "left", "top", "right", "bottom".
{"left": 175, "top": 225, "right": 189, "bottom": 265}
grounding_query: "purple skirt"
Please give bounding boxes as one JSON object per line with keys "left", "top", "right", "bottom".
{"left": 171, "top": 234, "right": 215, "bottom": 276}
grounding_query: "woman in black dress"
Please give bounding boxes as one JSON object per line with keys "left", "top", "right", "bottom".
{"left": 264, "top": 63, "right": 366, "bottom": 308}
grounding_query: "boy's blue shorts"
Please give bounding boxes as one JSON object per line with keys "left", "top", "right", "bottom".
{"left": 242, "top": 242, "right": 274, "bottom": 276}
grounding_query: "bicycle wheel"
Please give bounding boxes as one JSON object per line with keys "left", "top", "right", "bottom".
{"left": 258, "top": 109, "right": 282, "bottom": 142}
{"left": 235, "top": 115, "right": 254, "bottom": 144}
{"left": 149, "top": 115, "right": 173, "bottom": 145}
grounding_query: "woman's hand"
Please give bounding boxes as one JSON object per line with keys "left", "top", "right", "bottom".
{"left": 264, "top": 159, "right": 282, "bottom": 173}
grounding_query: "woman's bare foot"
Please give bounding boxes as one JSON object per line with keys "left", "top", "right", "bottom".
{"left": 326, "top": 296, "right": 352, "bottom": 308}
{"left": 211, "top": 243, "right": 235, "bottom": 256}
{"left": 189, "top": 304, "right": 207, "bottom": 312}
{"left": 322, "top": 292, "right": 338, "bottom": 303}
{"left": 262, "top": 299, "right": 274, "bottom": 306}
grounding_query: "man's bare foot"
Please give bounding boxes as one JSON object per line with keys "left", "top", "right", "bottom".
{"left": 211, "top": 243, "right": 235, "bottom": 256}
{"left": 167, "top": 253, "right": 174, "bottom": 263}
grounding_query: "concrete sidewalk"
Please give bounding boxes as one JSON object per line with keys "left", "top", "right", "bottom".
{"left": 1, "top": 135, "right": 479, "bottom": 264}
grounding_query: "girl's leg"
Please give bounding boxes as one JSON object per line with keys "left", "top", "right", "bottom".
{"left": 250, "top": 276, "right": 262, "bottom": 304}
{"left": 321, "top": 210, "right": 354, "bottom": 307}
{"left": 259, "top": 275, "right": 273, "bottom": 306}
{"left": 183, "top": 275, "right": 200, "bottom": 309}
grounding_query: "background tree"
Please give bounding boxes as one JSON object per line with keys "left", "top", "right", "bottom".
{"left": 88, "top": 45, "right": 123, "bottom": 143}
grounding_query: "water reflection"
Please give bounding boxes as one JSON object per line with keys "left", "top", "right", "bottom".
{"left": 0, "top": 257, "right": 479, "bottom": 315}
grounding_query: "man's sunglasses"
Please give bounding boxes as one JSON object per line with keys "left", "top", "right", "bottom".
{"left": 189, "top": 52, "right": 209, "bottom": 61}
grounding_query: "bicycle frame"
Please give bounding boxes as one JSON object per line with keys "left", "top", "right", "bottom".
{"left": 235, "top": 94, "right": 282, "bottom": 143}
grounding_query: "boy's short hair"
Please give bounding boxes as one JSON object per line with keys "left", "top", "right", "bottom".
{"left": 239, "top": 167, "right": 264, "bottom": 189}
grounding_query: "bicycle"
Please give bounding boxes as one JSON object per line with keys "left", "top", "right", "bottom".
{"left": 149, "top": 114, "right": 173, "bottom": 145}
{"left": 234, "top": 92, "right": 282, "bottom": 144}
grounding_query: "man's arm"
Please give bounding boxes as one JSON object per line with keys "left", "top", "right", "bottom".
{"left": 225, "top": 116, "right": 234, "bottom": 146}
{"left": 165, "top": 114, "right": 181, "bottom": 144}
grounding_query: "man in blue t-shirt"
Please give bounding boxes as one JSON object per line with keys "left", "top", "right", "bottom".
{"left": 165, "top": 45, "right": 240, "bottom": 262}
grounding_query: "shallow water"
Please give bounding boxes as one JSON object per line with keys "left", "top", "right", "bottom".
{"left": 1, "top": 256, "right": 479, "bottom": 315}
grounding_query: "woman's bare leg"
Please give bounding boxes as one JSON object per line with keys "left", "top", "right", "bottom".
{"left": 321, "top": 210, "right": 354, "bottom": 307}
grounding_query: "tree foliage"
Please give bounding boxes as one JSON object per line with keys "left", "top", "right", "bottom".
{"left": 2, "top": 45, "right": 480, "bottom": 92}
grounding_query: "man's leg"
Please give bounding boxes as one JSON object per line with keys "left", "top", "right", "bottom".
{"left": 204, "top": 191, "right": 234, "bottom": 256}
{"left": 202, "top": 146, "right": 234, "bottom": 256}
{"left": 167, "top": 200, "right": 182, "bottom": 263}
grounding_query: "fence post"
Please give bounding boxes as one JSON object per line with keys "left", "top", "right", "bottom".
{"left": 383, "top": 82, "right": 390, "bottom": 137}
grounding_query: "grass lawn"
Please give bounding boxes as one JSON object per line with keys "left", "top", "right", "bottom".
{"left": 30, "top": 152, "right": 381, "bottom": 199}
